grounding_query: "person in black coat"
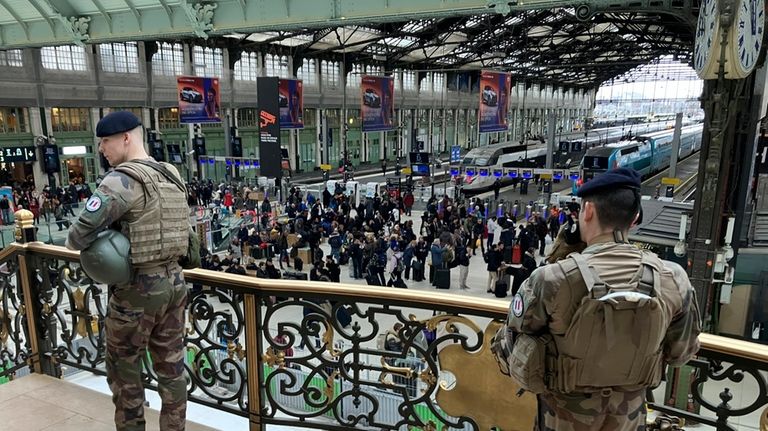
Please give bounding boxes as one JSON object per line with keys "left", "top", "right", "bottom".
{"left": 325, "top": 256, "right": 341, "bottom": 283}
{"left": 485, "top": 243, "right": 504, "bottom": 293}
{"left": 350, "top": 239, "right": 364, "bottom": 279}
{"left": 508, "top": 247, "right": 538, "bottom": 296}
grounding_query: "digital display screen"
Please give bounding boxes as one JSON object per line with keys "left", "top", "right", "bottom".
{"left": 583, "top": 156, "right": 609, "bottom": 170}
{"left": 450, "top": 168, "right": 460, "bottom": 176}
{"left": 411, "top": 163, "right": 431, "bottom": 176}
{"left": 521, "top": 169, "right": 533, "bottom": 179}
{"left": 493, "top": 169, "right": 503, "bottom": 177}
{"left": 553, "top": 170, "right": 563, "bottom": 180}
{"left": 465, "top": 168, "right": 475, "bottom": 176}
{"left": 507, "top": 169, "right": 518, "bottom": 178}
{"left": 409, "top": 152, "right": 430, "bottom": 164}
{"left": 479, "top": 168, "right": 489, "bottom": 177}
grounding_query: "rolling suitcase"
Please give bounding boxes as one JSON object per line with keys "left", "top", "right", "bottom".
{"left": 252, "top": 247, "right": 264, "bottom": 259}
{"left": 495, "top": 279, "right": 509, "bottom": 298}
{"left": 511, "top": 244, "right": 522, "bottom": 264}
{"left": 429, "top": 264, "right": 436, "bottom": 285}
{"left": 434, "top": 268, "right": 450, "bottom": 289}
{"left": 411, "top": 261, "right": 424, "bottom": 282}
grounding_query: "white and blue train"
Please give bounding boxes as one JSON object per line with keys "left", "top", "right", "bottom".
{"left": 575, "top": 124, "right": 703, "bottom": 192}
{"left": 459, "top": 121, "right": 684, "bottom": 194}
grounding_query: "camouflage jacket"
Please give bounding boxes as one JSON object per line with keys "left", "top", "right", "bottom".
{"left": 507, "top": 235, "right": 701, "bottom": 369}
{"left": 65, "top": 169, "right": 142, "bottom": 251}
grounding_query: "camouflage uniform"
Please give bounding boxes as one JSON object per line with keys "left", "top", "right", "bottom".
{"left": 508, "top": 235, "right": 701, "bottom": 431}
{"left": 67, "top": 167, "right": 188, "bottom": 431}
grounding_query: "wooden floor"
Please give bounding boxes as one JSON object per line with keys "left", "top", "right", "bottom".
{"left": 0, "top": 374, "right": 218, "bottom": 431}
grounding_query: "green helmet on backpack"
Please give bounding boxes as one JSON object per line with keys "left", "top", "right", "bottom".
{"left": 80, "top": 229, "right": 132, "bottom": 285}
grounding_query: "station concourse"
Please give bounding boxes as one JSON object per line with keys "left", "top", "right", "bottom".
{"left": 0, "top": 1, "right": 767, "bottom": 430}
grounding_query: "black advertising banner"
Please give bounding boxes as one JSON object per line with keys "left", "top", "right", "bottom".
{"left": 279, "top": 79, "right": 304, "bottom": 129}
{"left": 479, "top": 70, "right": 511, "bottom": 133}
{"left": 258, "top": 77, "right": 282, "bottom": 179}
{"left": 361, "top": 75, "right": 395, "bottom": 132}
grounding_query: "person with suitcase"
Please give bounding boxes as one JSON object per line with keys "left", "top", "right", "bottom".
{"left": 403, "top": 240, "right": 416, "bottom": 280}
{"left": 485, "top": 242, "right": 504, "bottom": 293}
{"left": 429, "top": 239, "right": 444, "bottom": 286}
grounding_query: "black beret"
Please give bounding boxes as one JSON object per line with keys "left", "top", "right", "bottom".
{"left": 576, "top": 167, "right": 641, "bottom": 198}
{"left": 96, "top": 111, "right": 142, "bottom": 137}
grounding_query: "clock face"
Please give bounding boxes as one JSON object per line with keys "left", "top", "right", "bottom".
{"left": 735, "top": 0, "right": 765, "bottom": 74}
{"left": 694, "top": 0, "right": 719, "bottom": 74}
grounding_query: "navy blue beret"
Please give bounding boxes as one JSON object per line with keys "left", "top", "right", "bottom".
{"left": 96, "top": 111, "right": 142, "bottom": 137}
{"left": 576, "top": 167, "right": 641, "bottom": 198}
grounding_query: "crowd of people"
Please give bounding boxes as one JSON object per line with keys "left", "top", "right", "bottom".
{"left": 188, "top": 177, "right": 579, "bottom": 297}
{"left": 0, "top": 178, "right": 93, "bottom": 230}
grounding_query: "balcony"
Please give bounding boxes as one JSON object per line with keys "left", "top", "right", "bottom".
{"left": 1, "top": 237, "right": 768, "bottom": 430}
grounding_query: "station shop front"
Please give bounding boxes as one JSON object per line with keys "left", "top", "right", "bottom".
{"left": 57, "top": 145, "right": 99, "bottom": 187}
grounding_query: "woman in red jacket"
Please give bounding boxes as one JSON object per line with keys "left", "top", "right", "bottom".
{"left": 223, "top": 189, "right": 234, "bottom": 212}
{"left": 403, "top": 192, "right": 415, "bottom": 216}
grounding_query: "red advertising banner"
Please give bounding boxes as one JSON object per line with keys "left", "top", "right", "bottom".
{"left": 177, "top": 76, "right": 221, "bottom": 124}
{"left": 279, "top": 79, "right": 304, "bottom": 129}
{"left": 479, "top": 70, "right": 511, "bottom": 133}
{"left": 361, "top": 75, "right": 395, "bottom": 132}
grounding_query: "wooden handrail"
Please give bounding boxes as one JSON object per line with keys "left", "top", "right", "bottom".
{"left": 10, "top": 241, "right": 768, "bottom": 365}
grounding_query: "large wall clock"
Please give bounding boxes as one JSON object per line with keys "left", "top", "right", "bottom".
{"left": 694, "top": 0, "right": 721, "bottom": 79}
{"left": 726, "top": 0, "right": 765, "bottom": 78}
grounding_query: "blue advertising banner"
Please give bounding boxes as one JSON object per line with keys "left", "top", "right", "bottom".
{"left": 478, "top": 70, "right": 511, "bottom": 133}
{"left": 279, "top": 79, "right": 304, "bottom": 129}
{"left": 361, "top": 75, "right": 395, "bottom": 132}
{"left": 177, "top": 76, "right": 221, "bottom": 124}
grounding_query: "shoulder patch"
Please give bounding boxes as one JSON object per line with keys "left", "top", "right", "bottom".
{"left": 85, "top": 196, "right": 102, "bottom": 212}
{"left": 511, "top": 293, "right": 525, "bottom": 317}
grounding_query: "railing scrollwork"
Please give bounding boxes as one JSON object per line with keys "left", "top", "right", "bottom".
{"left": 1, "top": 239, "right": 768, "bottom": 431}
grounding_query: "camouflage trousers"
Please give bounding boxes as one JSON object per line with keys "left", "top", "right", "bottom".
{"left": 536, "top": 389, "right": 646, "bottom": 431}
{"left": 106, "top": 267, "right": 188, "bottom": 431}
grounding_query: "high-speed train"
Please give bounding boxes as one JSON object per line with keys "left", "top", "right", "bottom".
{"left": 459, "top": 121, "right": 685, "bottom": 194}
{"left": 575, "top": 124, "right": 703, "bottom": 192}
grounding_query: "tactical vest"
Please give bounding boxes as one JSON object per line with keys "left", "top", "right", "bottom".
{"left": 548, "top": 251, "right": 669, "bottom": 393}
{"left": 114, "top": 160, "right": 189, "bottom": 267}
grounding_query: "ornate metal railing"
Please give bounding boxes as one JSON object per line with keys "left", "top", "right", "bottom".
{"left": 1, "top": 217, "right": 768, "bottom": 430}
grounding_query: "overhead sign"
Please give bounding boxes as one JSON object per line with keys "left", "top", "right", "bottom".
{"left": 177, "top": 76, "right": 221, "bottom": 124}
{"left": 0, "top": 146, "right": 36, "bottom": 163}
{"left": 361, "top": 75, "right": 395, "bottom": 132}
{"left": 409, "top": 152, "right": 430, "bottom": 164}
{"left": 450, "top": 145, "right": 462, "bottom": 164}
{"left": 479, "top": 70, "right": 511, "bottom": 133}
{"left": 279, "top": 79, "right": 304, "bottom": 129}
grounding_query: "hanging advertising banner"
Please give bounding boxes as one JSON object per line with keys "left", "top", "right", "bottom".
{"left": 361, "top": 75, "right": 395, "bottom": 132}
{"left": 279, "top": 79, "right": 304, "bottom": 129}
{"left": 177, "top": 76, "right": 221, "bottom": 124}
{"left": 478, "top": 70, "right": 511, "bottom": 133}
{"left": 257, "top": 77, "right": 282, "bottom": 179}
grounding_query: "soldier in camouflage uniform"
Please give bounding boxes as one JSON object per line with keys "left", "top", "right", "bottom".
{"left": 497, "top": 168, "right": 701, "bottom": 431}
{"left": 66, "top": 111, "right": 191, "bottom": 431}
